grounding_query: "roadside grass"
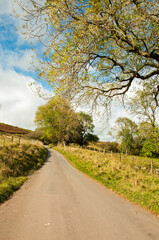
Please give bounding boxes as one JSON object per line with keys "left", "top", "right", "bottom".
{"left": 54, "top": 146, "right": 159, "bottom": 216}
{"left": 0, "top": 143, "right": 47, "bottom": 204}
{"left": 0, "top": 134, "right": 40, "bottom": 146}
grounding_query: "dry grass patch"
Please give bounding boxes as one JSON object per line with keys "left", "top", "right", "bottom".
{"left": 0, "top": 143, "right": 47, "bottom": 203}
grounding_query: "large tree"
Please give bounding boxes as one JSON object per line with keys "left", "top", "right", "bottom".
{"left": 35, "top": 96, "right": 82, "bottom": 145}
{"left": 16, "top": 0, "right": 159, "bottom": 111}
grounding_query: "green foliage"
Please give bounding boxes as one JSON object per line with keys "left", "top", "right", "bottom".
{"left": 17, "top": 0, "right": 159, "bottom": 112}
{"left": 78, "top": 111, "right": 94, "bottom": 135}
{"left": 77, "top": 111, "right": 97, "bottom": 145}
{"left": 124, "top": 78, "right": 159, "bottom": 157}
{"left": 140, "top": 127, "right": 159, "bottom": 157}
{"left": 115, "top": 117, "right": 139, "bottom": 154}
{"left": 141, "top": 140, "right": 155, "bottom": 158}
{"left": 35, "top": 98, "right": 99, "bottom": 146}
{"left": 35, "top": 96, "right": 82, "bottom": 145}
{"left": 115, "top": 116, "right": 159, "bottom": 157}
{"left": 84, "top": 133, "right": 99, "bottom": 143}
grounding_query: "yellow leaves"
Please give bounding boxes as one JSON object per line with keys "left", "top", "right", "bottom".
{"left": 15, "top": 0, "right": 159, "bottom": 111}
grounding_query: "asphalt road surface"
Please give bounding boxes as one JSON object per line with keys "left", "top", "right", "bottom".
{"left": 0, "top": 148, "right": 159, "bottom": 240}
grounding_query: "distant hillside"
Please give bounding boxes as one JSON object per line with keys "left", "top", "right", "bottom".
{"left": 0, "top": 123, "right": 30, "bottom": 134}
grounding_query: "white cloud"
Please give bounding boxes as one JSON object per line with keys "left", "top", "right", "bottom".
{"left": 0, "top": 0, "right": 51, "bottom": 130}
{"left": 0, "top": 45, "right": 35, "bottom": 71}
{"left": 0, "top": 0, "right": 32, "bottom": 15}
{"left": 0, "top": 66, "right": 130, "bottom": 139}
{"left": 76, "top": 101, "right": 132, "bottom": 142}
{"left": 0, "top": 0, "right": 14, "bottom": 15}
{"left": 0, "top": 0, "right": 135, "bottom": 140}
{"left": 0, "top": 68, "right": 51, "bottom": 130}
{"left": 93, "top": 103, "right": 132, "bottom": 141}
{"left": 0, "top": 0, "right": 39, "bottom": 46}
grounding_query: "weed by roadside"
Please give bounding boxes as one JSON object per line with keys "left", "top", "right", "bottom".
{"left": 54, "top": 146, "right": 159, "bottom": 216}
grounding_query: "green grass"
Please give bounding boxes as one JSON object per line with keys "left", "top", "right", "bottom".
{"left": 0, "top": 143, "right": 47, "bottom": 203}
{"left": 0, "top": 177, "right": 27, "bottom": 203}
{"left": 54, "top": 146, "right": 159, "bottom": 216}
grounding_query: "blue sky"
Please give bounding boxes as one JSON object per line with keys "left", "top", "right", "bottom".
{"left": 0, "top": 0, "right": 130, "bottom": 140}
{"left": 0, "top": 6, "right": 43, "bottom": 80}
{"left": 0, "top": 0, "right": 51, "bottom": 130}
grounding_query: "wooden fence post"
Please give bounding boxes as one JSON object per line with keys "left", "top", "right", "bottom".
{"left": 3, "top": 136, "right": 5, "bottom": 147}
{"left": 151, "top": 160, "right": 153, "bottom": 175}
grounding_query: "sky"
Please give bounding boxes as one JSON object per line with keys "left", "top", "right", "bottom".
{"left": 0, "top": 0, "right": 51, "bottom": 129}
{"left": 0, "top": 0, "right": 131, "bottom": 141}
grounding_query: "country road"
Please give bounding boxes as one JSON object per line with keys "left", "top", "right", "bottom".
{"left": 0, "top": 148, "right": 159, "bottom": 240}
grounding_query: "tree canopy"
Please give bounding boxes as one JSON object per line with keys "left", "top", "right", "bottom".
{"left": 16, "top": 0, "right": 159, "bottom": 110}
{"left": 115, "top": 117, "right": 159, "bottom": 157}
{"left": 35, "top": 96, "right": 82, "bottom": 145}
{"left": 128, "top": 77, "right": 159, "bottom": 127}
{"left": 77, "top": 111, "right": 99, "bottom": 144}
{"left": 115, "top": 117, "right": 138, "bottom": 154}
{"left": 34, "top": 96, "right": 98, "bottom": 145}
{"left": 77, "top": 111, "right": 94, "bottom": 136}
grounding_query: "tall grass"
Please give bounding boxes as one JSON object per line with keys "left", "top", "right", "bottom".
{"left": 54, "top": 146, "right": 159, "bottom": 216}
{"left": 0, "top": 134, "right": 41, "bottom": 147}
{"left": 0, "top": 142, "right": 47, "bottom": 203}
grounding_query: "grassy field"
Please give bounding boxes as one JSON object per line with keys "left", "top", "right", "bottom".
{"left": 0, "top": 141, "right": 47, "bottom": 203}
{"left": 54, "top": 146, "right": 159, "bottom": 216}
{"left": 0, "top": 134, "right": 39, "bottom": 147}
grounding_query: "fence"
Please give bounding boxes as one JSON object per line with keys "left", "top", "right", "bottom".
{"left": 82, "top": 146, "right": 159, "bottom": 176}
{"left": 0, "top": 134, "right": 40, "bottom": 147}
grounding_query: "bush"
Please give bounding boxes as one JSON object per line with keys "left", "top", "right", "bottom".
{"left": 97, "top": 141, "right": 120, "bottom": 153}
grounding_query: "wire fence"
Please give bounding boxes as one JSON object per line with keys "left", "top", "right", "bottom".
{"left": 0, "top": 134, "right": 41, "bottom": 147}
{"left": 82, "top": 146, "right": 159, "bottom": 176}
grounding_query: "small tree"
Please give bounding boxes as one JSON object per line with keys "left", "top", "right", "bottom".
{"left": 115, "top": 117, "right": 139, "bottom": 154}
{"left": 77, "top": 111, "right": 97, "bottom": 145}
{"left": 127, "top": 77, "right": 159, "bottom": 157}
{"left": 139, "top": 122, "right": 159, "bottom": 157}
{"left": 128, "top": 77, "right": 159, "bottom": 128}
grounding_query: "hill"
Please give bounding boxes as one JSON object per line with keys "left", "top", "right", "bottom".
{"left": 0, "top": 123, "right": 30, "bottom": 134}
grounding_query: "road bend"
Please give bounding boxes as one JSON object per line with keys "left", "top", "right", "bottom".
{"left": 0, "top": 148, "right": 158, "bottom": 240}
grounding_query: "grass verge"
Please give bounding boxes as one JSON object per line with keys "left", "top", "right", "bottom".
{"left": 0, "top": 143, "right": 47, "bottom": 204}
{"left": 54, "top": 146, "right": 159, "bottom": 216}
